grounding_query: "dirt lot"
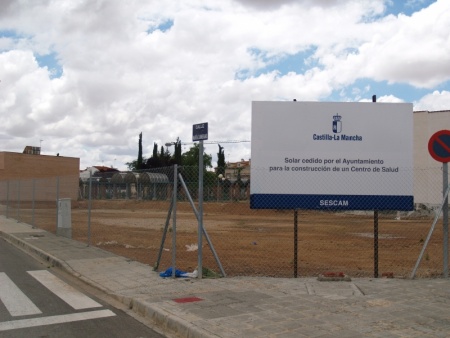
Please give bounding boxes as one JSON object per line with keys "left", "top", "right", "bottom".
{"left": 12, "top": 200, "right": 445, "bottom": 278}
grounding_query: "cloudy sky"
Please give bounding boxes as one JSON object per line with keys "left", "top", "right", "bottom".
{"left": 1, "top": 0, "right": 449, "bottom": 170}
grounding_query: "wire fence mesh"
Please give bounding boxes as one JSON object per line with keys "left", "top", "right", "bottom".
{"left": 0, "top": 166, "right": 448, "bottom": 278}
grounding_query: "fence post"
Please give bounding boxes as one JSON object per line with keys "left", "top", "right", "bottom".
{"left": 17, "top": 180, "right": 20, "bottom": 222}
{"left": 88, "top": 170, "right": 92, "bottom": 246}
{"left": 294, "top": 209, "right": 298, "bottom": 278}
{"left": 6, "top": 181, "right": 9, "bottom": 218}
{"left": 32, "top": 179, "right": 36, "bottom": 228}
{"left": 374, "top": 210, "right": 379, "bottom": 278}
{"left": 56, "top": 177, "right": 60, "bottom": 232}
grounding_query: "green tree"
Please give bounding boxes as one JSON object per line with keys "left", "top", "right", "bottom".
{"left": 159, "top": 145, "right": 171, "bottom": 166}
{"left": 179, "top": 144, "right": 213, "bottom": 197}
{"left": 126, "top": 132, "right": 146, "bottom": 170}
{"left": 152, "top": 142, "right": 158, "bottom": 159}
{"left": 125, "top": 159, "right": 137, "bottom": 171}
{"left": 126, "top": 157, "right": 147, "bottom": 171}
{"left": 217, "top": 144, "right": 226, "bottom": 175}
{"left": 174, "top": 137, "right": 182, "bottom": 165}
{"left": 182, "top": 144, "right": 212, "bottom": 168}
{"left": 137, "top": 132, "right": 143, "bottom": 170}
{"left": 145, "top": 142, "right": 160, "bottom": 168}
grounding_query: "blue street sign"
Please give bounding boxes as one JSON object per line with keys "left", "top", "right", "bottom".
{"left": 193, "top": 122, "right": 208, "bottom": 141}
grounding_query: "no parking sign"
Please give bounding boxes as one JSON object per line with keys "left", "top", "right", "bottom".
{"left": 428, "top": 130, "right": 450, "bottom": 163}
{"left": 421, "top": 129, "right": 450, "bottom": 278}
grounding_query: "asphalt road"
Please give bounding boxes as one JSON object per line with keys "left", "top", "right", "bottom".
{"left": 0, "top": 238, "right": 167, "bottom": 338}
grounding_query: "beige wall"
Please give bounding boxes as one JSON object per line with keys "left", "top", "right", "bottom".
{"left": 414, "top": 111, "right": 450, "bottom": 206}
{"left": 0, "top": 152, "right": 80, "bottom": 201}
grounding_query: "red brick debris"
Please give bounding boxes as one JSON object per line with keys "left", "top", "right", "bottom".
{"left": 322, "top": 272, "right": 346, "bottom": 278}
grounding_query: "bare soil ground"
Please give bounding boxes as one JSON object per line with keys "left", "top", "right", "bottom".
{"left": 10, "top": 200, "right": 444, "bottom": 278}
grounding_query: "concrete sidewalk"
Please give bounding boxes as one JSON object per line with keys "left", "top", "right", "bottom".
{"left": 1, "top": 215, "right": 450, "bottom": 337}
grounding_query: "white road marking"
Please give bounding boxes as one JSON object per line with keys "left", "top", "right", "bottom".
{"left": 0, "top": 309, "right": 115, "bottom": 331}
{"left": 0, "top": 273, "right": 42, "bottom": 316}
{"left": 27, "top": 270, "right": 102, "bottom": 310}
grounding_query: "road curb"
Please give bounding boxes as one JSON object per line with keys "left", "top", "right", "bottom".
{"left": 0, "top": 230, "right": 214, "bottom": 338}
{"left": 132, "top": 298, "right": 217, "bottom": 338}
{"left": 0, "top": 231, "right": 69, "bottom": 272}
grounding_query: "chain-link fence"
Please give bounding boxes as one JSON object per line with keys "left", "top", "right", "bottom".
{"left": 1, "top": 166, "right": 449, "bottom": 278}
{"left": 0, "top": 176, "right": 78, "bottom": 232}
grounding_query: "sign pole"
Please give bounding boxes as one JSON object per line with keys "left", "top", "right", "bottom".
{"left": 372, "top": 95, "right": 379, "bottom": 278}
{"left": 427, "top": 129, "right": 450, "bottom": 277}
{"left": 294, "top": 209, "right": 298, "bottom": 278}
{"left": 443, "top": 162, "right": 448, "bottom": 278}
{"left": 193, "top": 122, "right": 208, "bottom": 279}
{"left": 172, "top": 164, "right": 178, "bottom": 278}
{"left": 198, "top": 140, "right": 204, "bottom": 279}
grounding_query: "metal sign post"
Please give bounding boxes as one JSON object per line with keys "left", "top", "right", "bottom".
{"left": 193, "top": 122, "right": 208, "bottom": 279}
{"left": 172, "top": 164, "right": 178, "bottom": 278}
{"left": 444, "top": 162, "right": 448, "bottom": 278}
{"left": 428, "top": 129, "right": 450, "bottom": 277}
{"left": 372, "top": 95, "right": 379, "bottom": 278}
{"left": 198, "top": 140, "right": 204, "bottom": 279}
{"left": 294, "top": 209, "right": 298, "bottom": 278}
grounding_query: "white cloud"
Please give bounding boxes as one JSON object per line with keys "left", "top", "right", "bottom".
{"left": 346, "top": 1, "right": 449, "bottom": 88}
{"left": 0, "top": 0, "right": 449, "bottom": 170}
{"left": 414, "top": 90, "right": 450, "bottom": 111}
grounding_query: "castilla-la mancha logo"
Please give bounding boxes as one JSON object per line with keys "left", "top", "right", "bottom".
{"left": 332, "top": 114, "right": 342, "bottom": 133}
{"left": 312, "top": 113, "right": 361, "bottom": 141}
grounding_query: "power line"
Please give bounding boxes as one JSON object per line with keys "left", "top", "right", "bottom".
{"left": 181, "top": 140, "right": 250, "bottom": 145}
{"left": 204, "top": 140, "right": 250, "bottom": 144}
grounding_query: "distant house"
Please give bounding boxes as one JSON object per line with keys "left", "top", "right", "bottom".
{"left": 79, "top": 166, "right": 119, "bottom": 182}
{"left": 22, "top": 146, "right": 41, "bottom": 155}
{"left": 223, "top": 159, "right": 250, "bottom": 182}
{"left": 79, "top": 166, "right": 120, "bottom": 199}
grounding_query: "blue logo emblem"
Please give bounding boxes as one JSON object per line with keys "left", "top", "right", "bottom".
{"left": 332, "top": 114, "right": 342, "bottom": 133}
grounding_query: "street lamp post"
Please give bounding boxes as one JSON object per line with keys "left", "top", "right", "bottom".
{"left": 165, "top": 142, "right": 178, "bottom": 278}
{"left": 217, "top": 174, "right": 224, "bottom": 202}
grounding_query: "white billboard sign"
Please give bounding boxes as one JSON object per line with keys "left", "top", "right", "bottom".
{"left": 250, "top": 101, "right": 414, "bottom": 210}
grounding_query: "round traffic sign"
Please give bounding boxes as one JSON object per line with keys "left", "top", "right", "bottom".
{"left": 428, "top": 130, "right": 450, "bottom": 163}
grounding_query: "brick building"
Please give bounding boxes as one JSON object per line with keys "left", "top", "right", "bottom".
{"left": 0, "top": 149, "right": 80, "bottom": 200}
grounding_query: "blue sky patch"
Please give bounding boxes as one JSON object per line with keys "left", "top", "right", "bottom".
{"left": 0, "top": 30, "right": 18, "bottom": 38}
{"left": 35, "top": 52, "right": 63, "bottom": 79}
{"left": 147, "top": 19, "right": 174, "bottom": 34}
{"left": 236, "top": 47, "right": 319, "bottom": 80}
{"left": 385, "top": 0, "right": 436, "bottom": 17}
{"left": 328, "top": 78, "right": 435, "bottom": 103}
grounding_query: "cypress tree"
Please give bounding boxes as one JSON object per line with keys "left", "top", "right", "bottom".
{"left": 174, "top": 137, "right": 182, "bottom": 165}
{"left": 137, "top": 132, "right": 143, "bottom": 170}
{"left": 217, "top": 144, "right": 225, "bottom": 175}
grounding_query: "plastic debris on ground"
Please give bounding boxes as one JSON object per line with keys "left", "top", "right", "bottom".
{"left": 159, "top": 267, "right": 198, "bottom": 278}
